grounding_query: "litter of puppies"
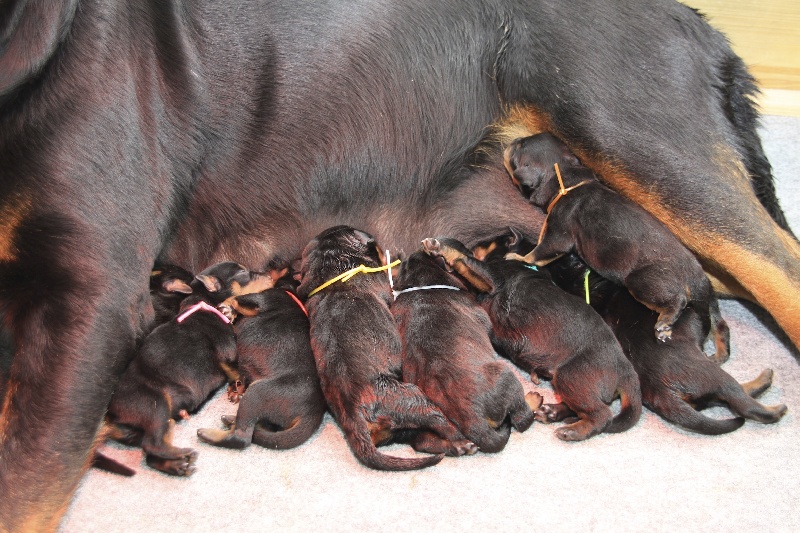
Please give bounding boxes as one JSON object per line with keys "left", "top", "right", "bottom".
{"left": 104, "top": 136, "right": 788, "bottom": 475}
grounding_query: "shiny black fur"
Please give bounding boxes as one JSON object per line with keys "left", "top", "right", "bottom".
{"left": 297, "top": 226, "right": 474, "bottom": 470}
{"left": 1, "top": 0, "right": 797, "bottom": 528}
{"left": 424, "top": 237, "right": 642, "bottom": 441}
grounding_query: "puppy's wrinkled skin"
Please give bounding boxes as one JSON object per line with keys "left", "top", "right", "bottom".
{"left": 424, "top": 236, "right": 641, "bottom": 441}
{"left": 393, "top": 247, "right": 536, "bottom": 453}
{"left": 297, "top": 226, "right": 474, "bottom": 470}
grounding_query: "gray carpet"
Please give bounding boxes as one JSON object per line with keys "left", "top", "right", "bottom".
{"left": 60, "top": 115, "right": 800, "bottom": 533}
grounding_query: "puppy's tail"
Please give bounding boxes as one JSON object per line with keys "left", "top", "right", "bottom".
{"left": 656, "top": 395, "right": 745, "bottom": 435}
{"left": 251, "top": 410, "right": 325, "bottom": 450}
{"left": 606, "top": 371, "right": 643, "bottom": 434}
{"left": 342, "top": 416, "right": 444, "bottom": 471}
{"left": 92, "top": 452, "right": 136, "bottom": 477}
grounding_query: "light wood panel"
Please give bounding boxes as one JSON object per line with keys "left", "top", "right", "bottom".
{"left": 686, "top": 0, "right": 800, "bottom": 116}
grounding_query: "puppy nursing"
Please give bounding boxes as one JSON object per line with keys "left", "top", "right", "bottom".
{"left": 392, "top": 247, "right": 538, "bottom": 453}
{"left": 546, "top": 253, "right": 787, "bottom": 434}
{"left": 504, "top": 133, "right": 720, "bottom": 345}
{"left": 197, "top": 273, "right": 326, "bottom": 450}
{"left": 423, "top": 236, "right": 643, "bottom": 441}
{"left": 297, "top": 226, "right": 475, "bottom": 470}
{"left": 106, "top": 262, "right": 274, "bottom": 475}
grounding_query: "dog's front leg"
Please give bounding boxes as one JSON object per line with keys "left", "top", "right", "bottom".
{"left": 0, "top": 218, "right": 154, "bottom": 532}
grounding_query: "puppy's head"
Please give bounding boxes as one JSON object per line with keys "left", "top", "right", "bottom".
{"left": 296, "top": 225, "right": 384, "bottom": 297}
{"left": 472, "top": 227, "right": 535, "bottom": 262}
{"left": 150, "top": 263, "right": 194, "bottom": 297}
{"left": 150, "top": 263, "right": 194, "bottom": 322}
{"left": 421, "top": 237, "right": 494, "bottom": 293}
{"left": 504, "top": 133, "right": 581, "bottom": 207}
{"left": 191, "top": 261, "right": 274, "bottom": 305}
{"left": 394, "top": 248, "right": 466, "bottom": 291}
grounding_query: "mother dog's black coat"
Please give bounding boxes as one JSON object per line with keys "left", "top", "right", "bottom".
{"left": 1, "top": 0, "right": 799, "bottom": 530}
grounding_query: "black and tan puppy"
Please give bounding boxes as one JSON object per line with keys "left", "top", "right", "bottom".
{"left": 149, "top": 263, "right": 194, "bottom": 326}
{"left": 393, "top": 248, "right": 537, "bottom": 453}
{"left": 106, "top": 261, "right": 271, "bottom": 475}
{"left": 106, "top": 292, "right": 236, "bottom": 476}
{"left": 191, "top": 261, "right": 276, "bottom": 306}
{"left": 197, "top": 274, "right": 326, "bottom": 450}
{"left": 504, "top": 133, "right": 718, "bottom": 344}
{"left": 547, "top": 253, "right": 787, "bottom": 434}
{"left": 297, "top": 226, "right": 474, "bottom": 470}
{"left": 424, "top": 237, "right": 642, "bottom": 441}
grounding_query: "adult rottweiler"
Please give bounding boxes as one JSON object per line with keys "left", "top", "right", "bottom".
{"left": 1, "top": 0, "right": 798, "bottom": 529}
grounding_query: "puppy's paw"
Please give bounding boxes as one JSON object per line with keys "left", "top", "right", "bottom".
{"left": 534, "top": 402, "right": 574, "bottom": 423}
{"left": 525, "top": 391, "right": 544, "bottom": 411}
{"left": 451, "top": 439, "right": 479, "bottom": 457}
{"left": 178, "top": 409, "right": 191, "bottom": 420}
{"left": 146, "top": 448, "right": 198, "bottom": 476}
{"left": 655, "top": 323, "right": 673, "bottom": 342}
{"left": 220, "top": 414, "right": 237, "bottom": 428}
{"left": 226, "top": 380, "right": 245, "bottom": 403}
{"left": 218, "top": 303, "right": 238, "bottom": 322}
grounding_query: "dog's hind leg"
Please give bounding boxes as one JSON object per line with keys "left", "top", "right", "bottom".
{"left": 718, "top": 379, "right": 788, "bottom": 424}
{"left": 740, "top": 368, "right": 775, "bottom": 398}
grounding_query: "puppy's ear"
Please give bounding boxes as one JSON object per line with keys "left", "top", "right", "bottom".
{"left": 352, "top": 229, "right": 375, "bottom": 247}
{"left": 195, "top": 274, "right": 223, "bottom": 293}
{"left": 228, "top": 295, "right": 261, "bottom": 317}
{"left": 163, "top": 279, "right": 193, "bottom": 294}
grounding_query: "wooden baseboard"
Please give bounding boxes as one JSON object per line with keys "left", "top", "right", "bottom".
{"left": 757, "top": 89, "right": 800, "bottom": 117}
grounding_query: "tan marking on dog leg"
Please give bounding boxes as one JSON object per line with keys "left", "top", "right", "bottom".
{"left": 0, "top": 197, "right": 32, "bottom": 262}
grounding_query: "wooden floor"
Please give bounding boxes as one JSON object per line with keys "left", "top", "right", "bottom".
{"left": 687, "top": 0, "right": 800, "bottom": 116}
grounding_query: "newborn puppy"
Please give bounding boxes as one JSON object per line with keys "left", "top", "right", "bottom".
{"left": 504, "top": 133, "right": 720, "bottom": 345}
{"left": 107, "top": 292, "right": 236, "bottom": 476}
{"left": 149, "top": 263, "right": 194, "bottom": 326}
{"left": 548, "top": 253, "right": 787, "bottom": 434}
{"left": 393, "top": 248, "right": 537, "bottom": 453}
{"left": 424, "top": 237, "right": 642, "bottom": 441}
{"left": 197, "top": 274, "right": 326, "bottom": 450}
{"left": 191, "top": 261, "right": 276, "bottom": 305}
{"left": 297, "top": 225, "right": 473, "bottom": 470}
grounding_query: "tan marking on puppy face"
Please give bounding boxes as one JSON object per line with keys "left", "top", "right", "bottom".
{"left": 0, "top": 197, "right": 32, "bottom": 262}
{"left": 232, "top": 273, "right": 274, "bottom": 296}
{"left": 472, "top": 241, "right": 497, "bottom": 261}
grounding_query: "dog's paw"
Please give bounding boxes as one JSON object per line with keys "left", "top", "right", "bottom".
{"left": 220, "top": 414, "right": 237, "bottom": 427}
{"left": 451, "top": 439, "right": 479, "bottom": 457}
{"left": 655, "top": 323, "right": 673, "bottom": 342}
{"left": 525, "top": 391, "right": 544, "bottom": 411}
{"left": 534, "top": 402, "right": 574, "bottom": 424}
{"left": 217, "top": 303, "right": 238, "bottom": 322}
{"left": 146, "top": 448, "right": 198, "bottom": 476}
{"left": 226, "top": 380, "right": 245, "bottom": 403}
{"left": 178, "top": 409, "right": 191, "bottom": 420}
